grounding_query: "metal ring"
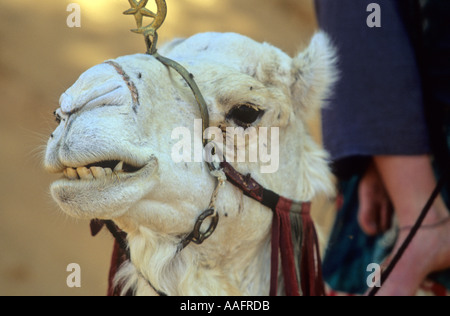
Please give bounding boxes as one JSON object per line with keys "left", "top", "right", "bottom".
{"left": 179, "top": 209, "right": 220, "bottom": 251}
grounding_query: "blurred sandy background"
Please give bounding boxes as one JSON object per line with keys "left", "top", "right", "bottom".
{"left": 0, "top": 0, "right": 334, "bottom": 296}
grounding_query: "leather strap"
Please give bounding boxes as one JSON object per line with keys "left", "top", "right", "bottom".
{"left": 219, "top": 162, "right": 278, "bottom": 209}
{"left": 90, "top": 220, "right": 131, "bottom": 296}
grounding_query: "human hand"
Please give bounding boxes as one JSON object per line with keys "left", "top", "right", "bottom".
{"left": 357, "top": 161, "right": 393, "bottom": 236}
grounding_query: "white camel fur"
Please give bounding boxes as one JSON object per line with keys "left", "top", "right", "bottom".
{"left": 44, "top": 32, "right": 337, "bottom": 295}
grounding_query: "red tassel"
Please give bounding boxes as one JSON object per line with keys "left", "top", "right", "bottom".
{"left": 107, "top": 240, "right": 132, "bottom": 296}
{"left": 270, "top": 197, "right": 300, "bottom": 296}
{"left": 300, "top": 203, "right": 325, "bottom": 296}
{"left": 270, "top": 200, "right": 325, "bottom": 296}
{"left": 270, "top": 206, "right": 280, "bottom": 296}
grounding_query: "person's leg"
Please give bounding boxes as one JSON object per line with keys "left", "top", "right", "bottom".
{"left": 373, "top": 155, "right": 450, "bottom": 296}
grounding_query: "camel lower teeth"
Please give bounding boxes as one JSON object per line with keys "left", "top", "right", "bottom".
{"left": 91, "top": 167, "right": 106, "bottom": 179}
{"left": 77, "top": 167, "right": 94, "bottom": 180}
{"left": 114, "top": 161, "right": 123, "bottom": 172}
{"left": 104, "top": 168, "right": 113, "bottom": 177}
{"left": 65, "top": 168, "right": 78, "bottom": 180}
{"left": 63, "top": 161, "right": 127, "bottom": 180}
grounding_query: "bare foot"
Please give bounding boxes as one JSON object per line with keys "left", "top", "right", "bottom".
{"left": 358, "top": 162, "right": 393, "bottom": 236}
{"left": 376, "top": 213, "right": 450, "bottom": 296}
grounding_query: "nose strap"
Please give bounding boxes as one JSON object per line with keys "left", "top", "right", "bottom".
{"left": 104, "top": 60, "right": 140, "bottom": 112}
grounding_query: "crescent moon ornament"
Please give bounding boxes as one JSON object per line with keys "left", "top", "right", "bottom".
{"left": 123, "top": 0, "right": 156, "bottom": 30}
{"left": 124, "top": 0, "right": 167, "bottom": 54}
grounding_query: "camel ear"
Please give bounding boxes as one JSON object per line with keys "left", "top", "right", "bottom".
{"left": 291, "top": 32, "right": 338, "bottom": 119}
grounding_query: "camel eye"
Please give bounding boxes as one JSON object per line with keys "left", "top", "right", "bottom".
{"left": 227, "top": 103, "right": 264, "bottom": 128}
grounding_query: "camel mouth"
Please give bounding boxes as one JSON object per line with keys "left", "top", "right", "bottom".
{"left": 62, "top": 160, "right": 145, "bottom": 181}
{"left": 50, "top": 156, "right": 158, "bottom": 219}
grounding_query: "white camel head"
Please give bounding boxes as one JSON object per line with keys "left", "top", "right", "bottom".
{"left": 45, "top": 32, "right": 336, "bottom": 295}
